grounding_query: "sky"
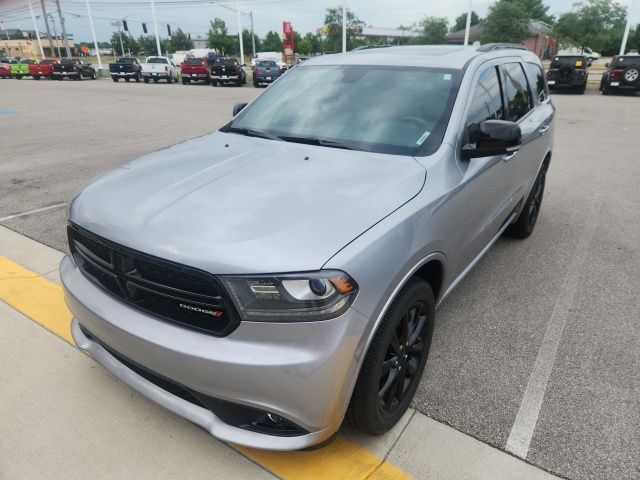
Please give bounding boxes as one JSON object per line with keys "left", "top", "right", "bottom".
{"left": 0, "top": 0, "right": 633, "bottom": 44}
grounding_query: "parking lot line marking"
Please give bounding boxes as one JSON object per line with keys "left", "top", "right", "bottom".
{"left": 505, "top": 199, "right": 600, "bottom": 459}
{"left": 0, "top": 253, "right": 411, "bottom": 479}
{"left": 235, "top": 436, "right": 410, "bottom": 480}
{"left": 0, "top": 256, "right": 73, "bottom": 344}
{"left": 0, "top": 202, "right": 67, "bottom": 222}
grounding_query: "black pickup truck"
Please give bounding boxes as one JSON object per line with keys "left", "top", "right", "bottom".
{"left": 52, "top": 59, "right": 96, "bottom": 80}
{"left": 109, "top": 57, "right": 142, "bottom": 83}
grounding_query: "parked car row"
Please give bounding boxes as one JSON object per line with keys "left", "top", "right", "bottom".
{"left": 0, "top": 57, "right": 97, "bottom": 80}
{"left": 546, "top": 52, "right": 640, "bottom": 95}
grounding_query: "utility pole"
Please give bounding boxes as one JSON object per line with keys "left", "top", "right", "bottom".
{"left": 54, "top": 0, "right": 71, "bottom": 58}
{"left": 620, "top": 0, "right": 633, "bottom": 55}
{"left": 149, "top": 0, "right": 162, "bottom": 56}
{"left": 27, "top": 0, "right": 45, "bottom": 58}
{"left": 48, "top": 13, "right": 61, "bottom": 58}
{"left": 250, "top": 11, "right": 256, "bottom": 58}
{"left": 40, "top": 0, "right": 55, "bottom": 58}
{"left": 464, "top": 0, "right": 472, "bottom": 46}
{"left": 236, "top": 0, "right": 244, "bottom": 63}
{"left": 342, "top": 0, "right": 346, "bottom": 53}
{"left": 112, "top": 21, "right": 125, "bottom": 56}
{"left": 85, "top": 0, "right": 102, "bottom": 70}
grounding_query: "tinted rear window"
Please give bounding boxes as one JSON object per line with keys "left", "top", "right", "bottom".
{"left": 116, "top": 58, "right": 135, "bottom": 64}
{"left": 61, "top": 59, "right": 76, "bottom": 64}
{"left": 40, "top": 60, "right": 56, "bottom": 65}
{"left": 551, "top": 56, "right": 587, "bottom": 68}
{"left": 183, "top": 57, "right": 205, "bottom": 65}
{"left": 256, "top": 61, "right": 278, "bottom": 68}
{"left": 613, "top": 56, "right": 640, "bottom": 68}
{"left": 215, "top": 58, "right": 238, "bottom": 66}
{"left": 147, "top": 57, "right": 168, "bottom": 64}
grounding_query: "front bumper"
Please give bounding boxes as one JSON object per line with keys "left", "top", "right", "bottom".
{"left": 60, "top": 255, "right": 369, "bottom": 450}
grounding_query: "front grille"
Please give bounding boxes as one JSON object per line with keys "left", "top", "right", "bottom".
{"left": 68, "top": 223, "right": 240, "bottom": 336}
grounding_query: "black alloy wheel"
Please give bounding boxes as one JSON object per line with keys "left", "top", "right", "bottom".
{"left": 348, "top": 278, "right": 435, "bottom": 435}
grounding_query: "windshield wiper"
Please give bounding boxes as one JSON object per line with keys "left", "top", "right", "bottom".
{"left": 279, "top": 135, "right": 362, "bottom": 151}
{"left": 223, "top": 126, "right": 283, "bottom": 142}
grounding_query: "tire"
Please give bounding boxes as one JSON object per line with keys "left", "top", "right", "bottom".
{"left": 77, "top": 71, "right": 83, "bottom": 81}
{"left": 125, "top": 77, "right": 130, "bottom": 82}
{"left": 505, "top": 161, "right": 548, "bottom": 239}
{"left": 135, "top": 73, "right": 141, "bottom": 83}
{"left": 182, "top": 78, "right": 187, "bottom": 85}
{"left": 211, "top": 80, "right": 217, "bottom": 87}
{"left": 112, "top": 77, "right": 118, "bottom": 82}
{"left": 348, "top": 278, "right": 435, "bottom": 435}
{"left": 153, "top": 78, "right": 159, "bottom": 83}
{"left": 602, "top": 82, "right": 611, "bottom": 95}
{"left": 253, "top": 81, "right": 258, "bottom": 88}
{"left": 236, "top": 79, "right": 242, "bottom": 87}
{"left": 91, "top": 72, "right": 96, "bottom": 80}
{"left": 34, "top": 75, "right": 40, "bottom": 80}
{"left": 622, "top": 67, "right": 639, "bottom": 85}
{"left": 167, "top": 76, "right": 173, "bottom": 84}
{"left": 15, "top": 75, "right": 22, "bottom": 80}
{"left": 144, "top": 77, "right": 150, "bottom": 84}
{"left": 577, "top": 84, "right": 586, "bottom": 95}
{"left": 57, "top": 76, "right": 63, "bottom": 81}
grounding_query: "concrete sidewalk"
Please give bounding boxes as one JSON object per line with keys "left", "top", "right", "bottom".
{"left": 0, "top": 225, "right": 560, "bottom": 480}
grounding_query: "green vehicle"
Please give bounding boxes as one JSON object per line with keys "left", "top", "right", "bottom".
{"left": 10, "top": 58, "right": 36, "bottom": 79}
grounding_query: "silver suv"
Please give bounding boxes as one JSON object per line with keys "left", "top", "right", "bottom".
{"left": 61, "top": 44, "right": 554, "bottom": 450}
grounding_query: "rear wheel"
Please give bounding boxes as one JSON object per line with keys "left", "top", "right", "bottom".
{"left": 135, "top": 72, "right": 141, "bottom": 83}
{"left": 112, "top": 76, "right": 118, "bottom": 82}
{"left": 34, "top": 75, "right": 40, "bottom": 80}
{"left": 153, "top": 78, "right": 159, "bottom": 83}
{"left": 505, "top": 161, "right": 548, "bottom": 239}
{"left": 348, "top": 278, "right": 435, "bottom": 435}
{"left": 577, "top": 84, "right": 586, "bottom": 94}
{"left": 602, "top": 82, "right": 611, "bottom": 95}
{"left": 125, "top": 77, "right": 130, "bottom": 82}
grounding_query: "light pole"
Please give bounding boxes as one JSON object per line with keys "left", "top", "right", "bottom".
{"left": 250, "top": 11, "right": 256, "bottom": 58}
{"left": 236, "top": 0, "right": 244, "bottom": 63}
{"left": 39, "top": 0, "right": 55, "bottom": 57}
{"left": 464, "top": 0, "right": 472, "bottom": 46}
{"left": 48, "top": 13, "right": 61, "bottom": 58}
{"left": 54, "top": 0, "right": 71, "bottom": 58}
{"left": 620, "top": 0, "right": 633, "bottom": 55}
{"left": 27, "top": 0, "right": 45, "bottom": 58}
{"left": 84, "top": 0, "right": 102, "bottom": 70}
{"left": 111, "top": 21, "right": 125, "bottom": 56}
{"left": 149, "top": 0, "right": 162, "bottom": 56}
{"left": 342, "top": 0, "right": 346, "bottom": 53}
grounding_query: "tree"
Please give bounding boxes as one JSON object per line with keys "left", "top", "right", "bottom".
{"left": 110, "top": 31, "right": 139, "bottom": 55}
{"left": 9, "top": 29, "right": 23, "bottom": 39}
{"left": 553, "top": 0, "right": 627, "bottom": 55}
{"left": 207, "top": 18, "right": 235, "bottom": 54}
{"left": 323, "top": 6, "right": 365, "bottom": 51}
{"left": 242, "top": 29, "right": 260, "bottom": 56}
{"left": 452, "top": 11, "right": 480, "bottom": 32}
{"left": 170, "top": 28, "right": 194, "bottom": 52}
{"left": 480, "top": 0, "right": 530, "bottom": 44}
{"left": 137, "top": 35, "right": 157, "bottom": 55}
{"left": 262, "top": 31, "right": 282, "bottom": 52}
{"left": 414, "top": 16, "right": 448, "bottom": 44}
{"left": 298, "top": 32, "right": 321, "bottom": 55}
{"left": 513, "top": 0, "right": 554, "bottom": 24}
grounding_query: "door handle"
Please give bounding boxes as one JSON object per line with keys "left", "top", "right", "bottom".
{"left": 503, "top": 151, "right": 518, "bottom": 162}
{"left": 539, "top": 125, "right": 550, "bottom": 135}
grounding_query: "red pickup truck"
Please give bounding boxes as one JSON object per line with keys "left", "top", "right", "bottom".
{"left": 29, "top": 59, "right": 57, "bottom": 80}
{"left": 180, "top": 57, "right": 211, "bottom": 85}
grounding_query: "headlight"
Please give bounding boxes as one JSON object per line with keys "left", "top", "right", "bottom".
{"left": 220, "top": 271, "right": 358, "bottom": 321}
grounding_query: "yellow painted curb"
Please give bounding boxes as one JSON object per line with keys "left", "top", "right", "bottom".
{"left": 0, "top": 254, "right": 411, "bottom": 480}
{"left": 0, "top": 255, "right": 73, "bottom": 344}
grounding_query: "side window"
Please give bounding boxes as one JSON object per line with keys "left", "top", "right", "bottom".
{"left": 502, "top": 62, "right": 533, "bottom": 122}
{"left": 526, "top": 62, "right": 549, "bottom": 103}
{"left": 465, "top": 66, "right": 505, "bottom": 129}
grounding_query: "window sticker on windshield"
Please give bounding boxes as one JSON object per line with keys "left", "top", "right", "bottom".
{"left": 443, "top": 73, "right": 452, "bottom": 81}
{"left": 416, "top": 131, "right": 431, "bottom": 145}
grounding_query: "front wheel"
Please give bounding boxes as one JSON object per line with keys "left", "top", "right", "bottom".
{"left": 34, "top": 75, "right": 41, "bottom": 80}
{"left": 505, "top": 162, "right": 548, "bottom": 239}
{"left": 144, "top": 77, "right": 150, "bottom": 84}
{"left": 348, "top": 278, "right": 435, "bottom": 435}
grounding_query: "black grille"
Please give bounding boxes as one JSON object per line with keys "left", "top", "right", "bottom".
{"left": 68, "top": 223, "right": 240, "bottom": 336}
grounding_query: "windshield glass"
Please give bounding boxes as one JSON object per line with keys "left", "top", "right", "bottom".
{"left": 256, "top": 61, "right": 277, "bottom": 68}
{"left": 227, "top": 65, "right": 460, "bottom": 155}
{"left": 147, "top": 57, "right": 167, "bottom": 64}
{"left": 215, "top": 58, "right": 237, "bottom": 66}
{"left": 551, "top": 56, "right": 586, "bottom": 68}
{"left": 613, "top": 56, "right": 640, "bottom": 68}
{"left": 183, "top": 57, "right": 205, "bottom": 65}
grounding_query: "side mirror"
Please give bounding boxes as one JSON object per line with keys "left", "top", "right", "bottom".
{"left": 233, "top": 102, "right": 248, "bottom": 116}
{"left": 605, "top": 62, "right": 610, "bottom": 68}
{"left": 461, "top": 120, "right": 522, "bottom": 160}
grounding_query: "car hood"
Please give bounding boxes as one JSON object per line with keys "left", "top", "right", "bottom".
{"left": 69, "top": 132, "right": 426, "bottom": 274}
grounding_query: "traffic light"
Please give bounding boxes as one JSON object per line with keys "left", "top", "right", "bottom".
{"left": 142, "top": 23, "right": 147, "bottom": 34}
{"left": 122, "top": 20, "right": 128, "bottom": 32}
{"left": 167, "top": 24, "right": 171, "bottom": 36}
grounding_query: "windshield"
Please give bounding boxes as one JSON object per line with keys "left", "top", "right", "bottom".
{"left": 226, "top": 65, "right": 460, "bottom": 155}
{"left": 256, "top": 61, "right": 278, "bottom": 68}
{"left": 147, "top": 57, "right": 167, "bottom": 64}
{"left": 61, "top": 59, "right": 76, "bottom": 64}
{"left": 183, "top": 57, "right": 205, "bottom": 65}
{"left": 551, "top": 56, "right": 587, "bottom": 68}
{"left": 215, "top": 58, "right": 237, "bottom": 66}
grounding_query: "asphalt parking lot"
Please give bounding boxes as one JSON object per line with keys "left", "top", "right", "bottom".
{"left": 1, "top": 79, "right": 639, "bottom": 480}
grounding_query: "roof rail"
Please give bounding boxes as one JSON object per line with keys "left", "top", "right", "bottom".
{"left": 476, "top": 43, "right": 527, "bottom": 52}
